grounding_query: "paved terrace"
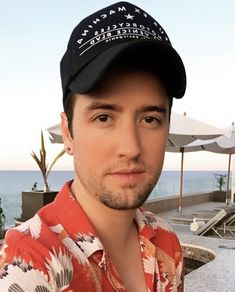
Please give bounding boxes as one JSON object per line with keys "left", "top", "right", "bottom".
{"left": 156, "top": 202, "right": 235, "bottom": 292}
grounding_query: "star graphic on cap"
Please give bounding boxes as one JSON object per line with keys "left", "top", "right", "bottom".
{"left": 124, "top": 13, "right": 134, "bottom": 20}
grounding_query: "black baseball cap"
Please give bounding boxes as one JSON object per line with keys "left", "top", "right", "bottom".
{"left": 61, "top": 1, "right": 186, "bottom": 107}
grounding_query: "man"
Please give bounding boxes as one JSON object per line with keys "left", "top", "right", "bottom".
{"left": 0, "top": 2, "right": 186, "bottom": 291}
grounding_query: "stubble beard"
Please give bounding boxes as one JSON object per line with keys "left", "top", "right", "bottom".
{"left": 76, "top": 166, "right": 159, "bottom": 210}
{"left": 96, "top": 181, "right": 157, "bottom": 210}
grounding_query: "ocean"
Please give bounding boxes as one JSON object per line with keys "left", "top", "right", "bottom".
{"left": 0, "top": 170, "right": 227, "bottom": 228}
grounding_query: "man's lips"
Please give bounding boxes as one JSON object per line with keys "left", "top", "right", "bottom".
{"left": 109, "top": 167, "right": 145, "bottom": 174}
{"left": 107, "top": 168, "right": 145, "bottom": 182}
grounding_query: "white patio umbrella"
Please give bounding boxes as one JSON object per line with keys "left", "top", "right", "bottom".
{"left": 185, "top": 123, "right": 235, "bottom": 205}
{"left": 168, "top": 112, "right": 225, "bottom": 147}
{"left": 47, "top": 124, "right": 63, "bottom": 144}
{"left": 166, "top": 112, "right": 225, "bottom": 214}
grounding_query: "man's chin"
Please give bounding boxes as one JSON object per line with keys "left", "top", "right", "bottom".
{"left": 101, "top": 200, "right": 146, "bottom": 211}
{"left": 99, "top": 189, "right": 152, "bottom": 210}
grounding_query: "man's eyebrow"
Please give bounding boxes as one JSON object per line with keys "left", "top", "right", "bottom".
{"left": 83, "top": 101, "right": 123, "bottom": 113}
{"left": 138, "top": 105, "right": 168, "bottom": 114}
{"left": 83, "top": 102, "right": 167, "bottom": 115}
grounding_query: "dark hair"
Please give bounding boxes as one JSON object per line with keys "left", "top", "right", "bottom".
{"left": 64, "top": 91, "right": 75, "bottom": 135}
{"left": 64, "top": 51, "right": 173, "bottom": 135}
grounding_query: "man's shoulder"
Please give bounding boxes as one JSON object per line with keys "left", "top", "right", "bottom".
{"left": 0, "top": 213, "right": 72, "bottom": 291}
{"left": 2, "top": 211, "right": 60, "bottom": 256}
{"left": 137, "top": 209, "right": 183, "bottom": 263}
{"left": 137, "top": 208, "right": 175, "bottom": 234}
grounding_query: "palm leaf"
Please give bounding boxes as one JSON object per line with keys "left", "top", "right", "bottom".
{"left": 40, "top": 130, "right": 46, "bottom": 172}
{"left": 31, "top": 151, "right": 45, "bottom": 175}
{"left": 31, "top": 131, "right": 65, "bottom": 191}
{"left": 46, "top": 149, "right": 65, "bottom": 179}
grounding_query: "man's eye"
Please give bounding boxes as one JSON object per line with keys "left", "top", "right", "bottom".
{"left": 95, "top": 115, "right": 111, "bottom": 122}
{"left": 144, "top": 116, "right": 159, "bottom": 124}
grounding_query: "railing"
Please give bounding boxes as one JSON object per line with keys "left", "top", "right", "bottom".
{"left": 148, "top": 177, "right": 230, "bottom": 200}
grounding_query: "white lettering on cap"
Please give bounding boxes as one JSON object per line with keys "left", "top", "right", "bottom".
{"left": 76, "top": 4, "right": 170, "bottom": 54}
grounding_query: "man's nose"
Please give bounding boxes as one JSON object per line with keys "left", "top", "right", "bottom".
{"left": 116, "top": 122, "right": 141, "bottom": 160}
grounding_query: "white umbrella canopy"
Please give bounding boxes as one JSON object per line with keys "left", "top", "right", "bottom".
{"left": 168, "top": 112, "right": 225, "bottom": 147}
{"left": 186, "top": 134, "right": 235, "bottom": 154}
{"left": 167, "top": 112, "right": 225, "bottom": 214}
{"left": 185, "top": 123, "right": 235, "bottom": 204}
{"left": 47, "top": 124, "right": 63, "bottom": 144}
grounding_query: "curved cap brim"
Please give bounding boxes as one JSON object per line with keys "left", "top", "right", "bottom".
{"left": 69, "top": 39, "right": 186, "bottom": 99}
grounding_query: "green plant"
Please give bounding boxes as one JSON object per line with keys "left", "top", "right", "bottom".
{"left": 214, "top": 173, "right": 227, "bottom": 191}
{"left": 31, "top": 130, "right": 65, "bottom": 192}
{"left": 31, "top": 182, "right": 38, "bottom": 191}
{"left": 0, "top": 198, "right": 6, "bottom": 238}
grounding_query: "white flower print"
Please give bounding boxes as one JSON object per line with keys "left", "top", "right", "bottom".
{"left": 49, "top": 224, "right": 63, "bottom": 234}
{"left": 0, "top": 248, "right": 73, "bottom": 291}
{"left": 15, "top": 214, "right": 42, "bottom": 239}
{"left": 149, "top": 215, "right": 173, "bottom": 232}
{"left": 174, "top": 260, "right": 183, "bottom": 289}
{"left": 49, "top": 224, "right": 88, "bottom": 265}
{"left": 45, "top": 247, "right": 73, "bottom": 290}
{"left": 169, "top": 276, "right": 179, "bottom": 292}
{"left": 62, "top": 237, "right": 88, "bottom": 265}
{"left": 135, "top": 209, "right": 148, "bottom": 231}
{"left": 136, "top": 209, "right": 174, "bottom": 233}
{"left": 76, "top": 233, "right": 103, "bottom": 258}
{"left": 0, "top": 263, "right": 53, "bottom": 291}
{"left": 0, "top": 243, "right": 8, "bottom": 270}
{"left": 142, "top": 255, "right": 156, "bottom": 274}
{"left": 11, "top": 255, "right": 34, "bottom": 272}
{"left": 143, "top": 211, "right": 174, "bottom": 232}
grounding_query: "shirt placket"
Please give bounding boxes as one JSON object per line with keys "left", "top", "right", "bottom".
{"left": 98, "top": 251, "right": 125, "bottom": 292}
{"left": 140, "top": 237, "right": 159, "bottom": 292}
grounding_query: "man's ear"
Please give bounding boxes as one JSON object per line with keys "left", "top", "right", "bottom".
{"left": 60, "top": 112, "right": 74, "bottom": 155}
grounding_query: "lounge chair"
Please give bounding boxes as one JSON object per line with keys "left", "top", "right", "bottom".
{"left": 193, "top": 206, "right": 235, "bottom": 238}
{"left": 170, "top": 211, "right": 214, "bottom": 226}
{"left": 213, "top": 213, "right": 235, "bottom": 238}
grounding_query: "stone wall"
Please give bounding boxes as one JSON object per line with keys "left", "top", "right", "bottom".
{"left": 143, "top": 191, "right": 228, "bottom": 214}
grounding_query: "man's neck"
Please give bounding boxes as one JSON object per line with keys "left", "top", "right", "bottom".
{"left": 71, "top": 180, "right": 137, "bottom": 249}
{"left": 71, "top": 180, "right": 148, "bottom": 292}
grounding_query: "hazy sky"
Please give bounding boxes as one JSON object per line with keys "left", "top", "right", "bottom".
{"left": 1, "top": 0, "right": 235, "bottom": 171}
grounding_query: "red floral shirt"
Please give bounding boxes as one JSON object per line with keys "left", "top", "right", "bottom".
{"left": 0, "top": 181, "right": 184, "bottom": 291}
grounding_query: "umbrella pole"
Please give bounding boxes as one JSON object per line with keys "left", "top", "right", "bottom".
{"left": 178, "top": 148, "right": 184, "bottom": 215}
{"left": 226, "top": 154, "right": 232, "bottom": 205}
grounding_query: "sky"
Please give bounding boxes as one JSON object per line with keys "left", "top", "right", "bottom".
{"left": 0, "top": 0, "right": 235, "bottom": 171}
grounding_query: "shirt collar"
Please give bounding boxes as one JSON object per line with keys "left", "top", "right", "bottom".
{"left": 135, "top": 209, "right": 157, "bottom": 241}
{"left": 52, "top": 180, "right": 104, "bottom": 257}
{"left": 52, "top": 181, "right": 157, "bottom": 256}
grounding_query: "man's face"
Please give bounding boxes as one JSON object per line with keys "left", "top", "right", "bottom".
{"left": 62, "top": 70, "right": 170, "bottom": 210}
